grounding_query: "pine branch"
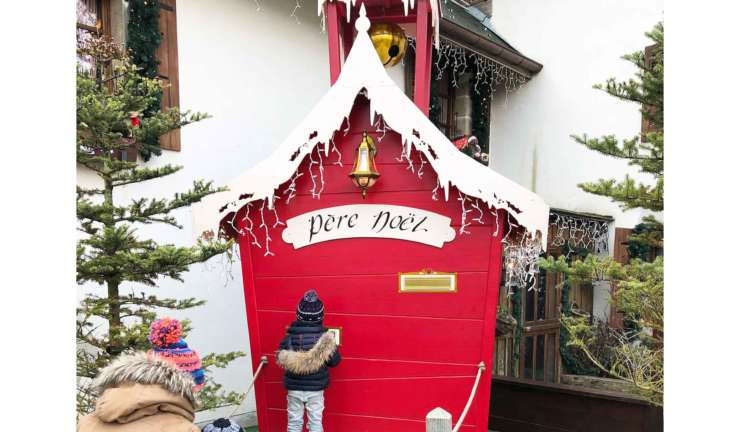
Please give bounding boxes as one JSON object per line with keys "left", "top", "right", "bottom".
{"left": 578, "top": 175, "right": 663, "bottom": 212}
{"left": 202, "top": 351, "right": 247, "bottom": 369}
{"left": 120, "top": 293, "right": 207, "bottom": 309}
{"left": 197, "top": 376, "right": 247, "bottom": 412}
{"left": 627, "top": 216, "right": 664, "bottom": 250}
{"left": 111, "top": 164, "right": 183, "bottom": 187}
{"left": 571, "top": 133, "right": 663, "bottom": 176}
{"left": 77, "top": 198, "right": 113, "bottom": 225}
{"left": 112, "top": 181, "right": 228, "bottom": 226}
{"left": 80, "top": 295, "right": 206, "bottom": 316}
{"left": 77, "top": 186, "right": 104, "bottom": 197}
{"left": 77, "top": 227, "right": 233, "bottom": 285}
{"left": 594, "top": 78, "right": 657, "bottom": 108}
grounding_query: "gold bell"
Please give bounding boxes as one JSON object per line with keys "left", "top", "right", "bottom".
{"left": 348, "top": 131, "right": 380, "bottom": 198}
{"left": 369, "top": 22, "right": 407, "bottom": 68}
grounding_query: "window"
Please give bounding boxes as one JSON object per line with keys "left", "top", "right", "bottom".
{"left": 494, "top": 265, "right": 561, "bottom": 383}
{"left": 518, "top": 270, "right": 560, "bottom": 382}
{"left": 76, "top": 0, "right": 110, "bottom": 38}
{"left": 404, "top": 45, "right": 483, "bottom": 144}
{"left": 76, "top": 0, "right": 110, "bottom": 73}
{"left": 495, "top": 211, "right": 613, "bottom": 383}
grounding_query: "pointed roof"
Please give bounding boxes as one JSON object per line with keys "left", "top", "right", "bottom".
{"left": 192, "top": 5, "right": 549, "bottom": 248}
{"left": 319, "top": 0, "right": 442, "bottom": 45}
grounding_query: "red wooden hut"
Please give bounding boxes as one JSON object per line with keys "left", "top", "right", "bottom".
{"left": 193, "top": 2, "right": 548, "bottom": 431}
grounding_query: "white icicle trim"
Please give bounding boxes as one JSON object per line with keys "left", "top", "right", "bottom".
{"left": 192, "top": 5, "right": 548, "bottom": 249}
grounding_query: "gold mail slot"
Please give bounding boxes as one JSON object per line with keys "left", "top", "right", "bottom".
{"left": 398, "top": 270, "right": 457, "bottom": 293}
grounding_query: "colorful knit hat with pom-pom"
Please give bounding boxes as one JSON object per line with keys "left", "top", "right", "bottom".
{"left": 147, "top": 317, "right": 205, "bottom": 392}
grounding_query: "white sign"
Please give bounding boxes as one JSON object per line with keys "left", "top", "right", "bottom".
{"left": 281, "top": 204, "right": 456, "bottom": 249}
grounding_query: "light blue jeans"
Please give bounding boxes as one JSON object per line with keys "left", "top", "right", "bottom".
{"left": 287, "top": 390, "right": 325, "bottom": 432}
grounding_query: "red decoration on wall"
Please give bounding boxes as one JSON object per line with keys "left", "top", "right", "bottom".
{"left": 452, "top": 135, "right": 469, "bottom": 150}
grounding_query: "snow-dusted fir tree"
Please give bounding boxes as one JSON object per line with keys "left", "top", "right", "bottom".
{"left": 76, "top": 36, "right": 244, "bottom": 414}
{"left": 541, "top": 22, "right": 663, "bottom": 405}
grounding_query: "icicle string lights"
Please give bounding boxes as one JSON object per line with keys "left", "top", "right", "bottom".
{"left": 284, "top": 172, "right": 303, "bottom": 204}
{"left": 499, "top": 211, "right": 543, "bottom": 294}
{"left": 242, "top": 144, "right": 332, "bottom": 254}
{"left": 373, "top": 115, "right": 389, "bottom": 142}
{"left": 242, "top": 203, "right": 261, "bottom": 248}
{"left": 307, "top": 144, "right": 326, "bottom": 199}
{"left": 271, "top": 196, "right": 286, "bottom": 229}
{"left": 407, "top": 36, "right": 529, "bottom": 96}
{"left": 491, "top": 209, "right": 500, "bottom": 237}
{"left": 457, "top": 191, "right": 471, "bottom": 235}
{"left": 503, "top": 231, "right": 542, "bottom": 294}
{"left": 330, "top": 138, "right": 343, "bottom": 166}
{"left": 258, "top": 201, "right": 275, "bottom": 256}
{"left": 316, "top": 143, "right": 326, "bottom": 196}
{"left": 431, "top": 178, "right": 440, "bottom": 201}
{"left": 236, "top": 142, "right": 544, "bottom": 296}
{"left": 434, "top": 40, "right": 468, "bottom": 87}
{"left": 396, "top": 138, "right": 417, "bottom": 174}
{"left": 471, "top": 199, "right": 485, "bottom": 224}
{"left": 550, "top": 212, "right": 610, "bottom": 258}
{"left": 417, "top": 151, "right": 427, "bottom": 179}
{"left": 452, "top": 189, "right": 542, "bottom": 295}
{"left": 291, "top": 0, "right": 302, "bottom": 24}
{"left": 240, "top": 144, "right": 523, "bottom": 259}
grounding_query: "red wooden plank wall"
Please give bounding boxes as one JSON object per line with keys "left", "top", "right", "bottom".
{"left": 237, "top": 96, "right": 502, "bottom": 432}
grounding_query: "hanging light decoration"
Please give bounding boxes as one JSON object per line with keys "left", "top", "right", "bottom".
{"left": 348, "top": 131, "right": 380, "bottom": 198}
{"left": 369, "top": 22, "right": 407, "bottom": 68}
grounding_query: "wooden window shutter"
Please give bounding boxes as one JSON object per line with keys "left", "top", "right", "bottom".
{"left": 641, "top": 44, "right": 658, "bottom": 136}
{"left": 609, "top": 227, "right": 633, "bottom": 327}
{"left": 157, "top": 0, "right": 181, "bottom": 151}
{"left": 613, "top": 228, "right": 632, "bottom": 265}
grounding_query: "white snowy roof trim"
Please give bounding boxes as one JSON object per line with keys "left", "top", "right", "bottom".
{"left": 318, "top": 0, "right": 441, "bottom": 46}
{"left": 193, "top": 5, "right": 548, "bottom": 249}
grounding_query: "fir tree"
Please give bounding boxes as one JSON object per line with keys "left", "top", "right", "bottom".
{"left": 76, "top": 35, "right": 245, "bottom": 414}
{"left": 540, "top": 22, "right": 664, "bottom": 405}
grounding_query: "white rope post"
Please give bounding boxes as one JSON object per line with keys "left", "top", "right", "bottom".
{"left": 426, "top": 407, "right": 452, "bottom": 432}
{"left": 426, "top": 361, "right": 486, "bottom": 432}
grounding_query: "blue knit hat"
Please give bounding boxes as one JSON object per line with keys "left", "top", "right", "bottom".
{"left": 297, "top": 289, "right": 324, "bottom": 322}
{"left": 202, "top": 418, "right": 243, "bottom": 432}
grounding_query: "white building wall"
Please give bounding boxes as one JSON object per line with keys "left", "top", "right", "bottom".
{"left": 489, "top": 0, "right": 663, "bottom": 230}
{"left": 488, "top": 0, "right": 662, "bottom": 321}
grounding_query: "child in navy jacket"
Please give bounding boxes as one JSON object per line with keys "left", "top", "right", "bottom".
{"left": 276, "top": 290, "right": 340, "bottom": 432}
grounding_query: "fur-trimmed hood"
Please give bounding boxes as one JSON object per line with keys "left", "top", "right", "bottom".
{"left": 93, "top": 351, "right": 197, "bottom": 408}
{"left": 277, "top": 332, "right": 337, "bottom": 375}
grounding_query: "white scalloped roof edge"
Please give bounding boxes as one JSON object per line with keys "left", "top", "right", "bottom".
{"left": 192, "top": 5, "right": 548, "bottom": 249}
